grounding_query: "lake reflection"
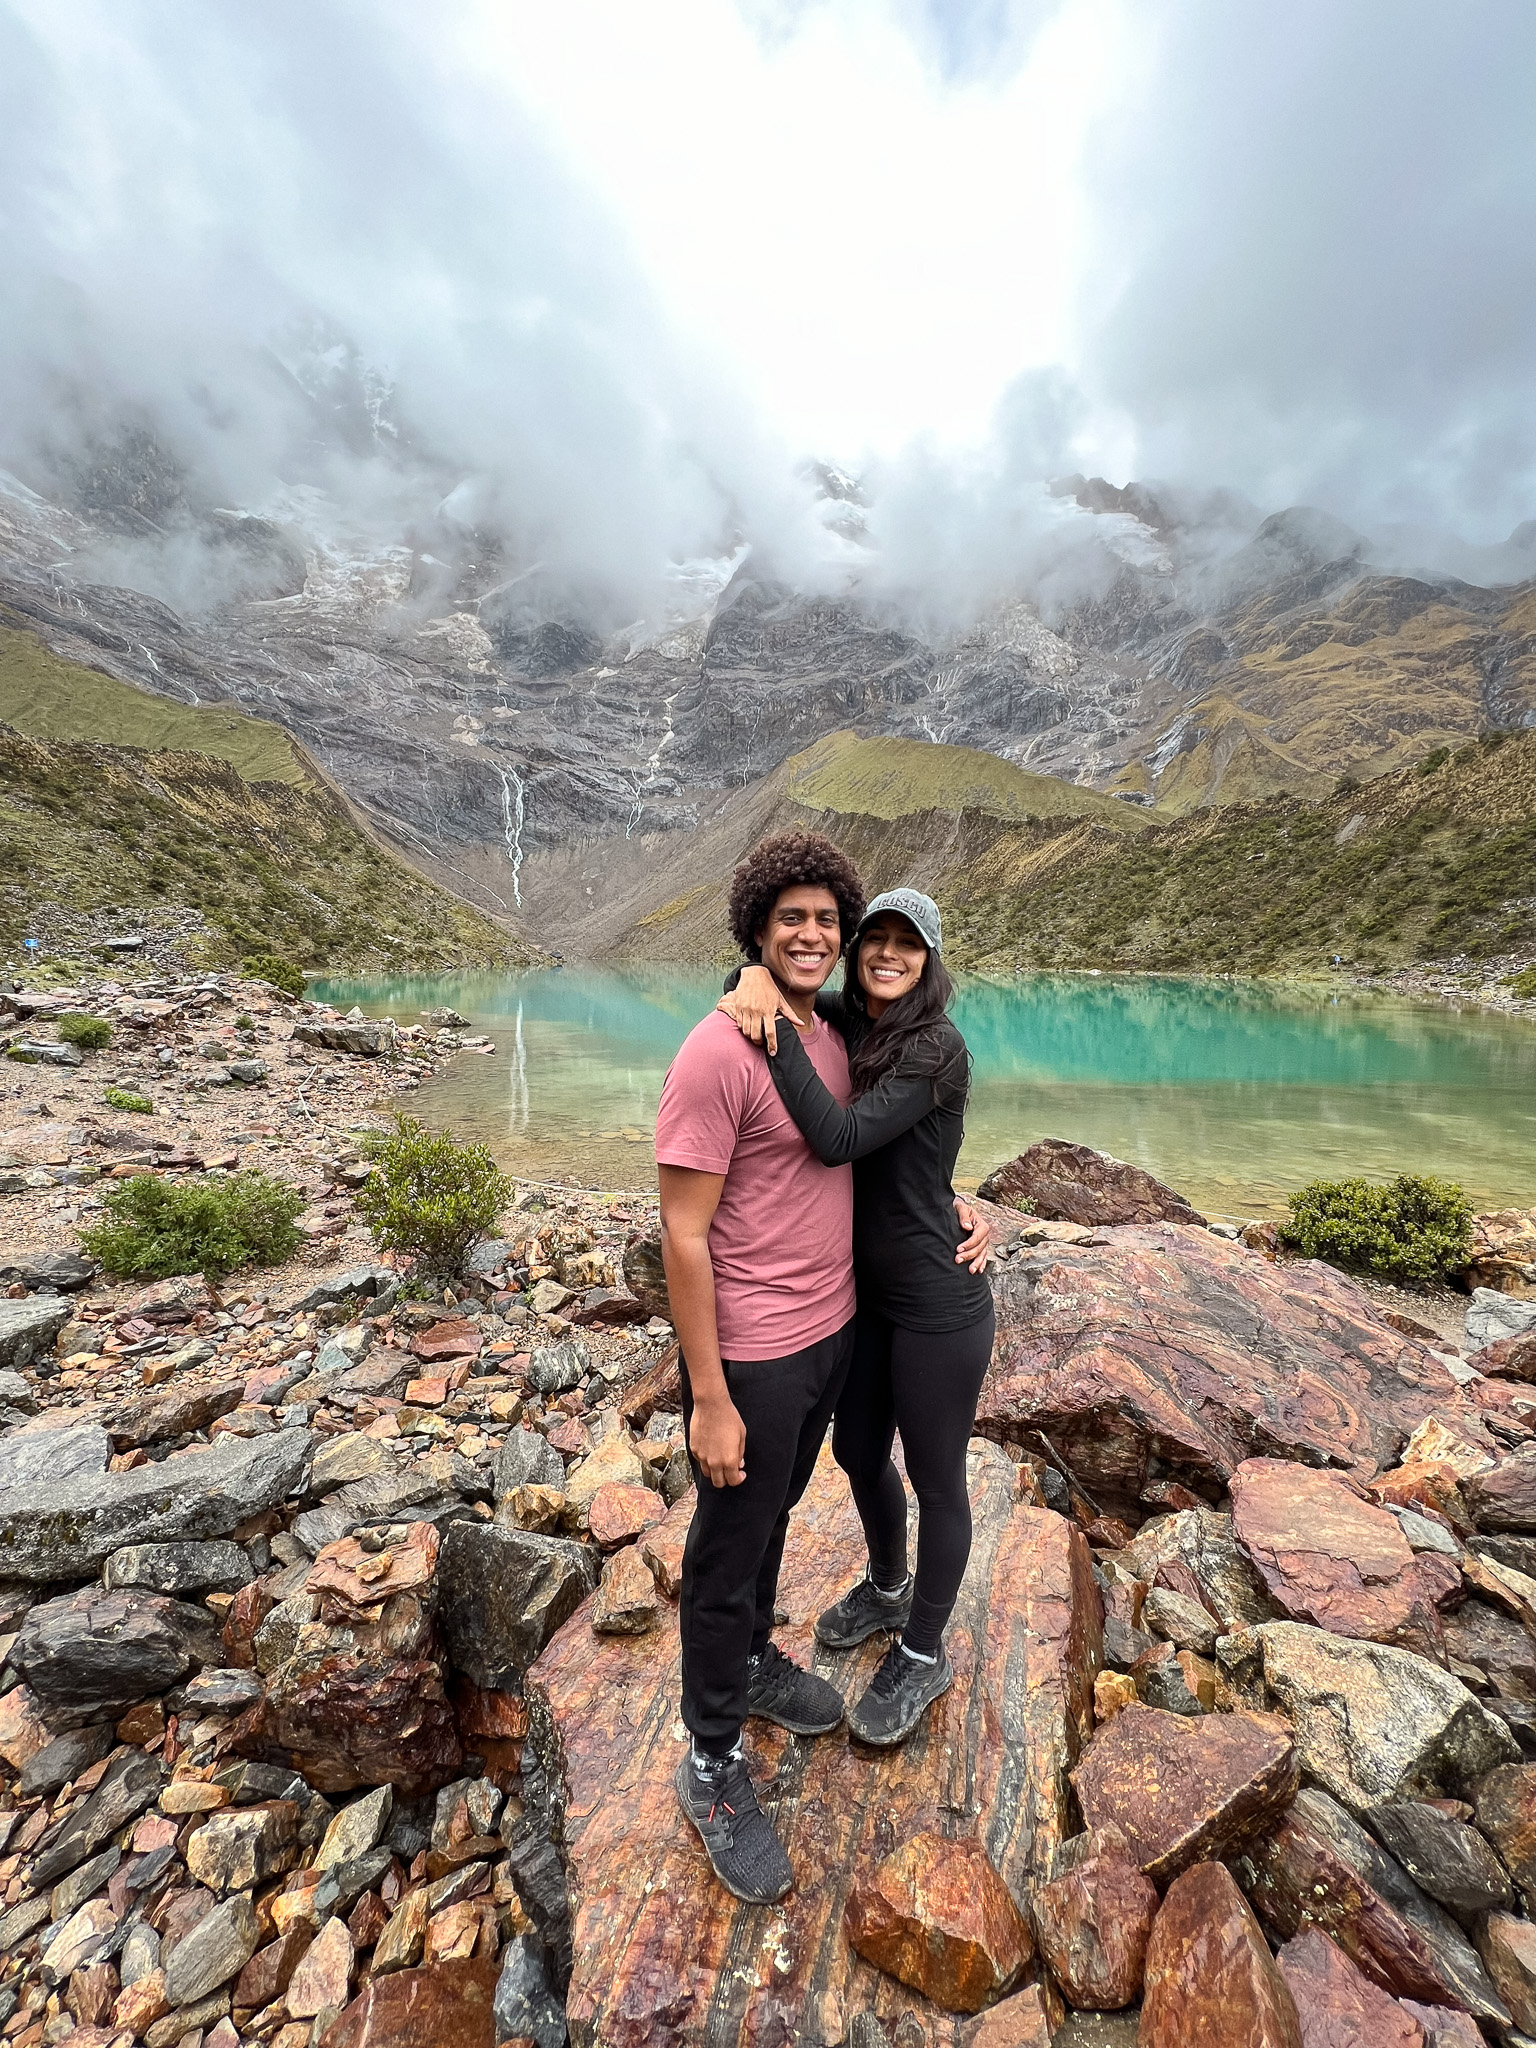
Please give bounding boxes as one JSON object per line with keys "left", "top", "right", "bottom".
{"left": 309, "top": 967, "right": 1536, "bottom": 1217}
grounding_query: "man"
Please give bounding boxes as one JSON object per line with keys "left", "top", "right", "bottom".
{"left": 655, "top": 831, "right": 986, "bottom": 1904}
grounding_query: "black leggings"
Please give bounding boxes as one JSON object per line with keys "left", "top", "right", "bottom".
{"left": 831, "top": 1302, "right": 996, "bottom": 1658}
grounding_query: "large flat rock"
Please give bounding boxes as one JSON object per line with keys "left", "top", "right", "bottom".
{"left": 0, "top": 1426, "right": 313, "bottom": 1579}
{"left": 524, "top": 1439, "right": 1102, "bottom": 2048}
{"left": 978, "top": 1226, "right": 1490, "bottom": 1515}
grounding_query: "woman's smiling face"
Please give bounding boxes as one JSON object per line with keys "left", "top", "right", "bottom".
{"left": 857, "top": 912, "right": 927, "bottom": 1015}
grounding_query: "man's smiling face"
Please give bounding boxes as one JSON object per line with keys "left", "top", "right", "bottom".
{"left": 756, "top": 884, "right": 843, "bottom": 1005}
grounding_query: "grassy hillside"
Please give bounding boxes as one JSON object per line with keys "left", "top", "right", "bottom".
{"left": 0, "top": 722, "right": 528, "bottom": 973}
{"left": 1106, "top": 575, "right": 1536, "bottom": 812}
{"left": 785, "top": 730, "right": 1143, "bottom": 827}
{"left": 943, "top": 729, "right": 1536, "bottom": 974}
{"left": 0, "top": 616, "right": 309, "bottom": 784}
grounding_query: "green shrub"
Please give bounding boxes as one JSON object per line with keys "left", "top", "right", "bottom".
{"left": 1279, "top": 1173, "right": 1474, "bottom": 1283}
{"left": 235, "top": 1013, "right": 255, "bottom": 1032}
{"left": 81, "top": 1170, "right": 305, "bottom": 1279}
{"left": 4, "top": 1046, "right": 38, "bottom": 1064}
{"left": 1416, "top": 746, "right": 1450, "bottom": 777}
{"left": 242, "top": 953, "right": 305, "bottom": 998}
{"left": 58, "top": 1014, "right": 112, "bottom": 1050}
{"left": 103, "top": 1086, "right": 155, "bottom": 1114}
{"left": 1506, "top": 966, "right": 1536, "bottom": 999}
{"left": 354, "top": 1113, "right": 511, "bottom": 1279}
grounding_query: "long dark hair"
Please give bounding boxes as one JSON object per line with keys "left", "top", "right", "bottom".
{"left": 844, "top": 932, "right": 970, "bottom": 1107}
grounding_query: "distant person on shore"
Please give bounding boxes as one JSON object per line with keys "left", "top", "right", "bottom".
{"left": 655, "top": 835, "right": 987, "bottom": 1905}
{"left": 718, "top": 886, "right": 994, "bottom": 1748}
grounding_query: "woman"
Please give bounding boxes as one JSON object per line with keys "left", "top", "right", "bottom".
{"left": 719, "top": 886, "right": 994, "bottom": 1746}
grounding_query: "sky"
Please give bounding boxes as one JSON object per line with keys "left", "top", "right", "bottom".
{"left": 2, "top": 0, "right": 1536, "bottom": 619}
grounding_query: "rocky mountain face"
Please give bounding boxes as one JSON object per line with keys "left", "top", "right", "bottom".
{"left": 2, "top": 460, "right": 1533, "bottom": 952}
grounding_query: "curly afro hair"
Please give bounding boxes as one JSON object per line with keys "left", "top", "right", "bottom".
{"left": 728, "top": 831, "right": 865, "bottom": 960}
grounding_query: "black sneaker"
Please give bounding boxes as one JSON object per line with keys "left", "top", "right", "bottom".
{"left": 746, "top": 1641, "right": 844, "bottom": 1735}
{"left": 674, "top": 1749, "right": 793, "bottom": 1904}
{"left": 815, "top": 1574, "right": 914, "bottom": 1650}
{"left": 847, "top": 1643, "right": 954, "bottom": 1747}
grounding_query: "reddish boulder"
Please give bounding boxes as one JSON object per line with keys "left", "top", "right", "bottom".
{"left": 1029, "top": 1828, "right": 1155, "bottom": 2010}
{"left": 1365, "top": 1463, "right": 1473, "bottom": 1535}
{"left": 525, "top": 1440, "right": 1100, "bottom": 2046}
{"left": 1241, "top": 1786, "right": 1510, "bottom": 2026}
{"left": 1473, "top": 1762, "right": 1536, "bottom": 1903}
{"left": 591, "top": 1546, "right": 660, "bottom": 1635}
{"left": 1467, "top": 1450, "right": 1536, "bottom": 1532}
{"left": 1228, "top": 1460, "right": 1460, "bottom": 1653}
{"left": 1474, "top": 1913, "right": 1536, "bottom": 2033}
{"left": 1397, "top": 2005, "right": 1488, "bottom": 2048}
{"left": 956, "top": 1984, "right": 1054, "bottom": 2045}
{"left": 318, "top": 1956, "right": 496, "bottom": 2048}
{"left": 409, "top": 1319, "right": 483, "bottom": 1364}
{"left": 977, "top": 1139, "right": 1204, "bottom": 1226}
{"left": 1474, "top": 1332, "right": 1536, "bottom": 1382}
{"left": 844, "top": 1832, "right": 1033, "bottom": 2014}
{"left": 639, "top": 1493, "right": 693, "bottom": 1598}
{"left": 309, "top": 1523, "right": 440, "bottom": 1624}
{"left": 1276, "top": 1930, "right": 1424, "bottom": 2047}
{"left": 1071, "top": 1704, "right": 1297, "bottom": 1883}
{"left": 587, "top": 1482, "right": 666, "bottom": 1550}
{"left": 1140, "top": 1860, "right": 1301, "bottom": 2048}
{"left": 231, "top": 1648, "right": 462, "bottom": 1797}
{"left": 977, "top": 1226, "right": 1491, "bottom": 1517}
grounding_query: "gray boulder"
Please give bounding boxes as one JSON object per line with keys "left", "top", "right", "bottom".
{"left": 1219, "top": 1620, "right": 1520, "bottom": 1814}
{"left": 438, "top": 1522, "right": 598, "bottom": 1689}
{"left": 163, "top": 1890, "right": 260, "bottom": 2006}
{"left": 494, "top": 1932, "right": 567, "bottom": 2048}
{"left": 0, "top": 1425, "right": 313, "bottom": 1580}
{"left": 493, "top": 1427, "right": 566, "bottom": 1498}
{"left": 292, "top": 1263, "right": 396, "bottom": 1313}
{"left": 103, "top": 1539, "right": 255, "bottom": 1595}
{"left": 0, "top": 1421, "right": 111, "bottom": 1490}
{"left": 17, "top": 1722, "right": 116, "bottom": 1799}
{"left": 292, "top": 1019, "right": 385, "bottom": 1056}
{"left": 527, "top": 1340, "right": 589, "bottom": 1395}
{"left": 1365, "top": 1797, "right": 1514, "bottom": 1917}
{"left": 0, "top": 1250, "right": 96, "bottom": 1293}
{"left": 16, "top": 1585, "right": 221, "bottom": 1723}
{"left": 32, "top": 1747, "right": 165, "bottom": 1886}
{"left": 0, "top": 1367, "right": 38, "bottom": 1416}
{"left": 0, "top": 1296, "right": 72, "bottom": 1372}
{"left": 1468, "top": 1287, "right": 1536, "bottom": 1350}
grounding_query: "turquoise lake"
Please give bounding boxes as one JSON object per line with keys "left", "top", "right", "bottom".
{"left": 309, "top": 969, "right": 1536, "bottom": 1218}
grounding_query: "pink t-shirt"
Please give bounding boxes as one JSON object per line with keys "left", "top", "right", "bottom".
{"left": 654, "top": 1010, "right": 856, "bottom": 1361}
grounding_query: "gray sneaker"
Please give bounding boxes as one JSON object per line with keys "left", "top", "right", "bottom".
{"left": 675, "top": 1749, "right": 793, "bottom": 1904}
{"left": 847, "top": 1643, "right": 954, "bottom": 1747}
{"left": 746, "top": 1641, "right": 844, "bottom": 1734}
{"left": 814, "top": 1574, "right": 913, "bottom": 1650}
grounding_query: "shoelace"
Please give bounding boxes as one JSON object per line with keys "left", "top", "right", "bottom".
{"left": 700, "top": 1759, "right": 756, "bottom": 1838}
{"left": 753, "top": 1643, "right": 799, "bottom": 1692}
{"left": 868, "top": 1647, "right": 912, "bottom": 1696}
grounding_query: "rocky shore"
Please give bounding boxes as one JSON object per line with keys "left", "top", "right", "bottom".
{"left": 3, "top": 984, "right": 1536, "bottom": 2046}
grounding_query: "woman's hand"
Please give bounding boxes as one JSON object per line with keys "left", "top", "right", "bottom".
{"left": 716, "top": 962, "right": 801, "bottom": 1055}
{"left": 953, "top": 1197, "right": 991, "bottom": 1275}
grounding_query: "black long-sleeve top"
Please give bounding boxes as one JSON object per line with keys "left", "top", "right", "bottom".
{"left": 732, "top": 978, "right": 993, "bottom": 1333}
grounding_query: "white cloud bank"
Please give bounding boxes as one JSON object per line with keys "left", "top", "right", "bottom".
{"left": 1, "top": 0, "right": 1534, "bottom": 626}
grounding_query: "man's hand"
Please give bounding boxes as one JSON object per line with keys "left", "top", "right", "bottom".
{"left": 954, "top": 1196, "right": 991, "bottom": 1275}
{"left": 716, "top": 962, "right": 802, "bottom": 1056}
{"left": 690, "top": 1393, "right": 748, "bottom": 1488}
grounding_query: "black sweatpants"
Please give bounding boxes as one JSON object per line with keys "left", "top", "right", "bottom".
{"left": 831, "top": 1302, "right": 996, "bottom": 1657}
{"left": 679, "top": 1317, "right": 856, "bottom": 1753}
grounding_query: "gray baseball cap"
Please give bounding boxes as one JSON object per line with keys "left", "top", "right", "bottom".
{"left": 852, "top": 888, "right": 942, "bottom": 956}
